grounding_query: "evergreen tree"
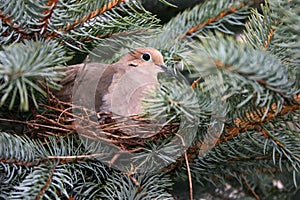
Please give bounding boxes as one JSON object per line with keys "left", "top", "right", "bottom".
{"left": 0, "top": 0, "right": 299, "bottom": 199}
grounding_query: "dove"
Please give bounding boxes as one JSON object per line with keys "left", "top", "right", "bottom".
{"left": 55, "top": 47, "right": 168, "bottom": 121}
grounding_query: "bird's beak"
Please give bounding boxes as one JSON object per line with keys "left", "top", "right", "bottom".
{"left": 159, "top": 64, "right": 174, "bottom": 76}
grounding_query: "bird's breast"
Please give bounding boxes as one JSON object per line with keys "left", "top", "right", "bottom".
{"left": 105, "top": 65, "right": 163, "bottom": 117}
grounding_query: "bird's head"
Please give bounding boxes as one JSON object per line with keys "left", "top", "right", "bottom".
{"left": 118, "top": 47, "right": 166, "bottom": 69}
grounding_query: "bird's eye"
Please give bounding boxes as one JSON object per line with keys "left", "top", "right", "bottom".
{"left": 141, "top": 52, "right": 152, "bottom": 62}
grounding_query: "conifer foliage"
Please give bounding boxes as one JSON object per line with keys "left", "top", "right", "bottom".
{"left": 0, "top": 0, "right": 299, "bottom": 199}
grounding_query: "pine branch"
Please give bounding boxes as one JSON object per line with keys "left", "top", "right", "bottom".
{"left": 262, "top": 27, "right": 274, "bottom": 50}
{"left": 104, "top": 172, "right": 173, "bottom": 199}
{"left": 44, "top": 0, "right": 127, "bottom": 40}
{"left": 0, "top": 0, "right": 160, "bottom": 52}
{"left": 180, "top": 0, "right": 262, "bottom": 39}
{"left": 241, "top": 175, "right": 261, "bottom": 200}
{"left": 1, "top": 0, "right": 299, "bottom": 199}
{"left": 40, "top": 0, "right": 60, "bottom": 37}
{"left": 243, "top": 1, "right": 276, "bottom": 51}
{"left": 0, "top": 40, "right": 69, "bottom": 111}
{"left": 1, "top": 130, "right": 172, "bottom": 199}
{"left": 167, "top": 34, "right": 300, "bottom": 175}
{"left": 188, "top": 130, "right": 299, "bottom": 187}
{"left": 0, "top": 132, "right": 35, "bottom": 164}
{"left": 9, "top": 164, "right": 57, "bottom": 199}
{"left": 144, "top": 0, "right": 265, "bottom": 82}
{"left": 149, "top": 0, "right": 261, "bottom": 49}
{"left": 169, "top": 110, "right": 299, "bottom": 191}
{"left": 244, "top": 0, "right": 300, "bottom": 68}
{"left": 221, "top": 96, "right": 300, "bottom": 144}
{"left": 36, "top": 167, "right": 55, "bottom": 200}
{"left": 199, "top": 34, "right": 294, "bottom": 96}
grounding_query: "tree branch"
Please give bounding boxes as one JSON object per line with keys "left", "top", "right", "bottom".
{"left": 46, "top": 0, "right": 127, "bottom": 39}
{"left": 219, "top": 94, "right": 300, "bottom": 144}
{"left": 262, "top": 28, "right": 275, "bottom": 50}
{"left": 40, "top": 0, "right": 60, "bottom": 35}
{"left": 178, "top": 0, "right": 263, "bottom": 40}
{"left": 36, "top": 168, "right": 55, "bottom": 200}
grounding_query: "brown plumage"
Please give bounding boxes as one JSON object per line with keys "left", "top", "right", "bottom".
{"left": 55, "top": 47, "right": 166, "bottom": 117}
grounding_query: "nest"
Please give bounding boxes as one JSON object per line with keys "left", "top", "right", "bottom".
{"left": 1, "top": 89, "right": 204, "bottom": 173}
{"left": 23, "top": 90, "right": 180, "bottom": 153}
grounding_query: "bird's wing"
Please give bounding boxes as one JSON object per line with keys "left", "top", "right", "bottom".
{"left": 94, "top": 64, "right": 119, "bottom": 112}
{"left": 54, "top": 63, "right": 116, "bottom": 112}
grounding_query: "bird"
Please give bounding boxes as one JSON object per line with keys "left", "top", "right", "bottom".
{"left": 54, "top": 47, "right": 168, "bottom": 124}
